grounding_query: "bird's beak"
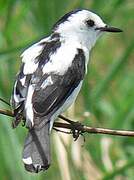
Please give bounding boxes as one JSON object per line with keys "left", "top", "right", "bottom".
{"left": 95, "top": 25, "right": 123, "bottom": 33}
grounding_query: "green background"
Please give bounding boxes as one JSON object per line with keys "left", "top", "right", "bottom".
{"left": 0, "top": 0, "right": 134, "bottom": 179}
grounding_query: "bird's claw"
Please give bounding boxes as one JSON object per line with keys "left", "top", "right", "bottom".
{"left": 22, "top": 119, "right": 26, "bottom": 127}
{"left": 70, "top": 121, "right": 84, "bottom": 141}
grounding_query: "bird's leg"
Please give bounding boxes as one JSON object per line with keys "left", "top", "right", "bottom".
{"left": 12, "top": 113, "right": 23, "bottom": 128}
{"left": 70, "top": 121, "right": 84, "bottom": 141}
{"left": 58, "top": 114, "right": 74, "bottom": 124}
{"left": 59, "top": 114, "right": 84, "bottom": 141}
{"left": 22, "top": 118, "right": 26, "bottom": 127}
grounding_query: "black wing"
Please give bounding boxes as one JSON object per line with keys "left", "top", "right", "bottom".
{"left": 11, "top": 63, "right": 32, "bottom": 127}
{"left": 32, "top": 49, "right": 85, "bottom": 117}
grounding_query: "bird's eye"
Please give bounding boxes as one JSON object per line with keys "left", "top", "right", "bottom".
{"left": 86, "top": 19, "right": 95, "bottom": 27}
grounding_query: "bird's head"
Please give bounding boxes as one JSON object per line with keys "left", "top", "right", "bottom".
{"left": 53, "top": 9, "right": 122, "bottom": 49}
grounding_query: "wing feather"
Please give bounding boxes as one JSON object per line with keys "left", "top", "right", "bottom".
{"left": 32, "top": 48, "right": 85, "bottom": 117}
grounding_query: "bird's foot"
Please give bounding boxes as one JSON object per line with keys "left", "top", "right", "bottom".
{"left": 59, "top": 114, "right": 75, "bottom": 124}
{"left": 12, "top": 113, "right": 23, "bottom": 128}
{"left": 70, "top": 121, "right": 84, "bottom": 141}
{"left": 59, "top": 115, "right": 85, "bottom": 141}
{"left": 22, "top": 119, "right": 26, "bottom": 127}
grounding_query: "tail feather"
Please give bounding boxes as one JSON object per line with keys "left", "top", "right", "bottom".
{"left": 22, "top": 121, "right": 51, "bottom": 173}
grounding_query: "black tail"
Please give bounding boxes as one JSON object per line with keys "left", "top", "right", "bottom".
{"left": 22, "top": 121, "right": 51, "bottom": 173}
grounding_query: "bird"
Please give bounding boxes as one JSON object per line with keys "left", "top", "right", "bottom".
{"left": 11, "top": 9, "right": 122, "bottom": 173}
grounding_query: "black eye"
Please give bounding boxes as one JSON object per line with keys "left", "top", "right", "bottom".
{"left": 86, "top": 19, "right": 95, "bottom": 27}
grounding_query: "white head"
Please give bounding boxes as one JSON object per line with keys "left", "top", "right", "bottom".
{"left": 53, "top": 9, "right": 122, "bottom": 49}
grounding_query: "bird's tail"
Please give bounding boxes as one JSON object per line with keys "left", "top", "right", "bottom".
{"left": 22, "top": 120, "right": 51, "bottom": 173}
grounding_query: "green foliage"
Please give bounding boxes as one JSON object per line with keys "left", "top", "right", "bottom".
{"left": 0, "top": 0, "right": 134, "bottom": 179}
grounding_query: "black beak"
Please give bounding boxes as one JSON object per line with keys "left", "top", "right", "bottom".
{"left": 95, "top": 25, "right": 123, "bottom": 33}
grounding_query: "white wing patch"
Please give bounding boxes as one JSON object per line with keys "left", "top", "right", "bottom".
{"left": 20, "top": 76, "right": 26, "bottom": 86}
{"left": 41, "top": 76, "right": 53, "bottom": 89}
{"left": 13, "top": 81, "right": 25, "bottom": 103}
{"left": 23, "top": 62, "right": 39, "bottom": 75}
{"left": 21, "top": 37, "right": 50, "bottom": 75}
{"left": 21, "top": 43, "right": 42, "bottom": 75}
{"left": 25, "top": 85, "right": 34, "bottom": 126}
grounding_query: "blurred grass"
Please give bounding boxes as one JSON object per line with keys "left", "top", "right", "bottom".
{"left": 0, "top": 0, "right": 134, "bottom": 180}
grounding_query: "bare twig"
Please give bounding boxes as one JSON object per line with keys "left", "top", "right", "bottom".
{"left": 0, "top": 108, "right": 13, "bottom": 117}
{"left": 0, "top": 97, "right": 10, "bottom": 106}
{"left": 54, "top": 122, "right": 134, "bottom": 137}
{"left": 0, "top": 108, "right": 134, "bottom": 137}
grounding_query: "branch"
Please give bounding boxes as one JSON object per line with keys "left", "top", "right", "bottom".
{"left": 54, "top": 122, "right": 134, "bottom": 137}
{"left": 0, "top": 108, "right": 13, "bottom": 117}
{"left": 0, "top": 108, "right": 134, "bottom": 137}
{"left": 0, "top": 97, "right": 10, "bottom": 106}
